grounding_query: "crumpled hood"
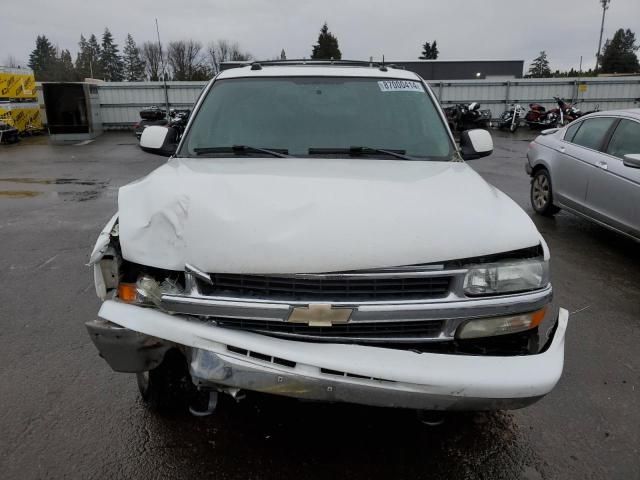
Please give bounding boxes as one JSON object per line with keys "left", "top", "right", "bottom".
{"left": 118, "top": 157, "right": 542, "bottom": 273}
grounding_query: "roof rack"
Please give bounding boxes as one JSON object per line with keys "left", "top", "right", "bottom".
{"left": 224, "top": 59, "right": 404, "bottom": 72}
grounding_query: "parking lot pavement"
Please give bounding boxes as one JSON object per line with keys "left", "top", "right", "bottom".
{"left": 0, "top": 131, "right": 638, "bottom": 480}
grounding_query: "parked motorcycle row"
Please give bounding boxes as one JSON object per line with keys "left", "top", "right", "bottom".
{"left": 445, "top": 96, "right": 600, "bottom": 134}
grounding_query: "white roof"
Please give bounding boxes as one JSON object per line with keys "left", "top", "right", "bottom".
{"left": 217, "top": 65, "right": 422, "bottom": 81}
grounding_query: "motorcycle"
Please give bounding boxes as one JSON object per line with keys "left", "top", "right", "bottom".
{"left": 167, "top": 108, "right": 190, "bottom": 144}
{"left": 133, "top": 106, "right": 168, "bottom": 139}
{"left": 134, "top": 106, "right": 190, "bottom": 140}
{"left": 498, "top": 103, "right": 526, "bottom": 133}
{"left": 526, "top": 96, "right": 582, "bottom": 129}
{"left": 444, "top": 102, "right": 492, "bottom": 131}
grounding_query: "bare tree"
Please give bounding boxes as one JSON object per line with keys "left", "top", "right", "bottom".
{"left": 207, "top": 40, "right": 252, "bottom": 74}
{"left": 3, "top": 55, "right": 22, "bottom": 68}
{"left": 141, "top": 41, "right": 164, "bottom": 81}
{"left": 167, "top": 40, "right": 210, "bottom": 80}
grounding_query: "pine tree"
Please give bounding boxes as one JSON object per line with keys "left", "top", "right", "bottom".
{"left": 76, "top": 34, "right": 103, "bottom": 79}
{"left": 419, "top": 40, "right": 439, "bottom": 60}
{"left": 601, "top": 28, "right": 640, "bottom": 74}
{"left": 100, "top": 28, "right": 124, "bottom": 81}
{"left": 56, "top": 49, "right": 77, "bottom": 80}
{"left": 28, "top": 35, "right": 57, "bottom": 80}
{"left": 122, "top": 34, "right": 145, "bottom": 81}
{"left": 311, "top": 23, "right": 341, "bottom": 60}
{"left": 527, "top": 51, "right": 551, "bottom": 78}
{"left": 280, "top": 49, "right": 286, "bottom": 60}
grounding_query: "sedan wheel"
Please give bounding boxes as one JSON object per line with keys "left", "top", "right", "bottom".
{"left": 531, "top": 169, "right": 560, "bottom": 216}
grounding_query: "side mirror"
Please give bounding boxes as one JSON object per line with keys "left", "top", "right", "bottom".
{"left": 623, "top": 154, "right": 640, "bottom": 169}
{"left": 460, "top": 129, "right": 493, "bottom": 160}
{"left": 139, "top": 125, "right": 178, "bottom": 157}
{"left": 541, "top": 128, "right": 560, "bottom": 135}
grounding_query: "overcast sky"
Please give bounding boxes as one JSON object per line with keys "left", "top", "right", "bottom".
{"left": 3, "top": 0, "right": 639, "bottom": 72}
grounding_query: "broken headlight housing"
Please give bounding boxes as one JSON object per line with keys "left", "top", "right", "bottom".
{"left": 463, "top": 258, "right": 549, "bottom": 296}
{"left": 118, "top": 273, "right": 183, "bottom": 306}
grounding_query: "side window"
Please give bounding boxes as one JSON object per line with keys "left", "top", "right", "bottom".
{"left": 605, "top": 119, "right": 640, "bottom": 159}
{"left": 570, "top": 117, "right": 617, "bottom": 151}
{"left": 564, "top": 121, "right": 582, "bottom": 142}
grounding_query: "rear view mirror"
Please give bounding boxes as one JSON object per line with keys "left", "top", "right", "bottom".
{"left": 460, "top": 129, "right": 493, "bottom": 160}
{"left": 623, "top": 154, "right": 640, "bottom": 169}
{"left": 139, "top": 126, "right": 178, "bottom": 157}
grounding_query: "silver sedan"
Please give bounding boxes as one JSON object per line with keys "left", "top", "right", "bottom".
{"left": 526, "top": 109, "right": 640, "bottom": 241}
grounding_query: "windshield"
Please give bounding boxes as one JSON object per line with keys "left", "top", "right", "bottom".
{"left": 180, "top": 76, "right": 454, "bottom": 160}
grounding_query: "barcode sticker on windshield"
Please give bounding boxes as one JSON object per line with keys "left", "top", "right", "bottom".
{"left": 378, "top": 80, "right": 424, "bottom": 92}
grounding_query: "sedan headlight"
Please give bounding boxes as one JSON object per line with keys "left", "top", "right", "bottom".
{"left": 463, "top": 258, "right": 549, "bottom": 296}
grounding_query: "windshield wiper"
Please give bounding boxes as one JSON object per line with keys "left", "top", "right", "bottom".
{"left": 193, "top": 145, "right": 289, "bottom": 158}
{"left": 308, "top": 146, "right": 414, "bottom": 160}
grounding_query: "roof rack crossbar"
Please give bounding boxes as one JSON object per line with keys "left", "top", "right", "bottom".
{"left": 225, "top": 59, "right": 395, "bottom": 69}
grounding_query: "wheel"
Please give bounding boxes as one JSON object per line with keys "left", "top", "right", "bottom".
{"left": 509, "top": 122, "right": 518, "bottom": 133}
{"left": 530, "top": 169, "right": 560, "bottom": 216}
{"left": 137, "top": 349, "right": 193, "bottom": 411}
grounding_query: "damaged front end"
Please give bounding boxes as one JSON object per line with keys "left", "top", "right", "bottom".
{"left": 87, "top": 217, "right": 568, "bottom": 412}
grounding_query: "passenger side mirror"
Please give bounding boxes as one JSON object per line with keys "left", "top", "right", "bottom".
{"left": 139, "top": 125, "right": 178, "bottom": 157}
{"left": 460, "top": 129, "right": 493, "bottom": 160}
{"left": 623, "top": 154, "right": 640, "bottom": 169}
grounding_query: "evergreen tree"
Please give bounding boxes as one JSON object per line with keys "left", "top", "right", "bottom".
{"left": 75, "top": 34, "right": 103, "bottom": 79}
{"left": 419, "top": 40, "right": 439, "bottom": 59}
{"left": 280, "top": 49, "right": 286, "bottom": 60}
{"left": 122, "top": 33, "right": 145, "bottom": 81}
{"left": 100, "top": 28, "right": 124, "bottom": 81}
{"left": 527, "top": 51, "right": 551, "bottom": 78}
{"left": 311, "top": 23, "right": 341, "bottom": 60}
{"left": 56, "top": 49, "right": 78, "bottom": 80}
{"left": 601, "top": 28, "right": 640, "bottom": 74}
{"left": 28, "top": 35, "right": 57, "bottom": 80}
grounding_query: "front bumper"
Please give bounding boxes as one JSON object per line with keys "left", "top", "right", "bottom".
{"left": 88, "top": 300, "right": 568, "bottom": 411}
{"left": 525, "top": 160, "right": 533, "bottom": 176}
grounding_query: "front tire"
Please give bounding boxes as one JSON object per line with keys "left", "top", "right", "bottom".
{"left": 137, "top": 349, "right": 192, "bottom": 411}
{"left": 531, "top": 169, "right": 560, "bottom": 216}
{"left": 509, "top": 122, "right": 518, "bottom": 133}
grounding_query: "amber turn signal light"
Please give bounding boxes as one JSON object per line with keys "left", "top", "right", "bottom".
{"left": 117, "top": 283, "right": 138, "bottom": 303}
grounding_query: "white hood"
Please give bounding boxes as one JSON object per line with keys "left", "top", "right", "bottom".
{"left": 118, "top": 157, "right": 542, "bottom": 273}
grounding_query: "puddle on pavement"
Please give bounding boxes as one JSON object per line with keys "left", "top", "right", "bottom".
{"left": 0, "top": 177, "right": 107, "bottom": 201}
{"left": 0, "top": 190, "right": 42, "bottom": 198}
{"left": 0, "top": 177, "right": 104, "bottom": 186}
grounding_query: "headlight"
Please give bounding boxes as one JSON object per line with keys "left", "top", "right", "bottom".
{"left": 118, "top": 274, "right": 183, "bottom": 306}
{"left": 463, "top": 258, "right": 548, "bottom": 296}
{"left": 456, "top": 307, "right": 547, "bottom": 339}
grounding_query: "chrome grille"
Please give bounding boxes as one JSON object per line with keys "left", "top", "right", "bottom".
{"left": 200, "top": 273, "right": 451, "bottom": 302}
{"left": 214, "top": 318, "right": 446, "bottom": 343}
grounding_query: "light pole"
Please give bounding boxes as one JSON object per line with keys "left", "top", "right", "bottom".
{"left": 155, "top": 18, "right": 171, "bottom": 122}
{"left": 595, "top": 0, "right": 611, "bottom": 74}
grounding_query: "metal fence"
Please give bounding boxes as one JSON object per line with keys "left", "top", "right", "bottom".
{"left": 41, "top": 77, "right": 640, "bottom": 129}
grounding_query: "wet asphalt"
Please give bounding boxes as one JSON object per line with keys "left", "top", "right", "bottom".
{"left": 0, "top": 131, "right": 638, "bottom": 480}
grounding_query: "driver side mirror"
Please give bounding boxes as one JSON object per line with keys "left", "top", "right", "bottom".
{"left": 623, "top": 154, "right": 640, "bottom": 169}
{"left": 460, "top": 129, "right": 493, "bottom": 160}
{"left": 139, "top": 125, "right": 178, "bottom": 157}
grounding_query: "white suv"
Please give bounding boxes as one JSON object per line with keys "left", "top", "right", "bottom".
{"left": 87, "top": 61, "right": 568, "bottom": 414}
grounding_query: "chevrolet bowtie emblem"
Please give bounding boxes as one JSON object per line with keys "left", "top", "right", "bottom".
{"left": 288, "top": 303, "right": 353, "bottom": 327}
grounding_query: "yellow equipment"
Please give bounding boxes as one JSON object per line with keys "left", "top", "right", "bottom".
{"left": 0, "top": 67, "right": 41, "bottom": 133}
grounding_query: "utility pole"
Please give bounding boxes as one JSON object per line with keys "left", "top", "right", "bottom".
{"left": 595, "top": 0, "right": 610, "bottom": 74}
{"left": 155, "top": 18, "right": 171, "bottom": 121}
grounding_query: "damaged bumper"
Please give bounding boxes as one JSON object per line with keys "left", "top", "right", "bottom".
{"left": 89, "top": 300, "right": 568, "bottom": 411}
